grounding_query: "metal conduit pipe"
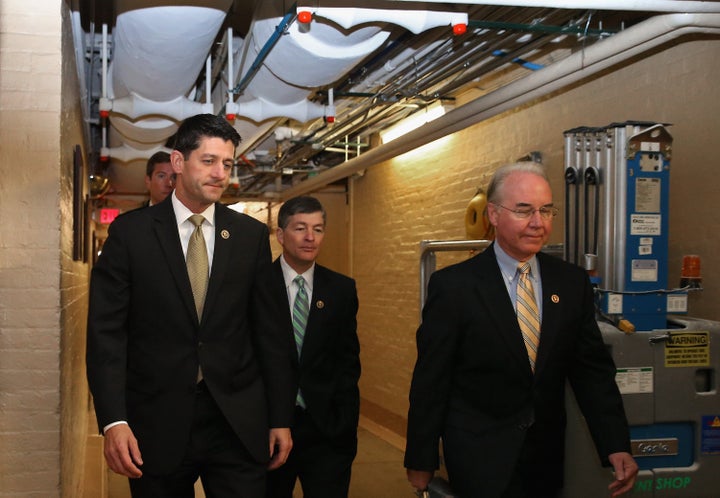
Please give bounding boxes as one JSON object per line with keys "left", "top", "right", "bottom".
{"left": 419, "top": 240, "right": 492, "bottom": 311}
{"left": 277, "top": 13, "right": 720, "bottom": 200}
{"left": 390, "top": 0, "right": 720, "bottom": 14}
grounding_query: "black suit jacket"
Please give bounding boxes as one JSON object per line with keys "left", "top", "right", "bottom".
{"left": 86, "top": 197, "right": 296, "bottom": 474}
{"left": 404, "top": 244, "right": 630, "bottom": 492}
{"left": 268, "top": 259, "right": 361, "bottom": 438}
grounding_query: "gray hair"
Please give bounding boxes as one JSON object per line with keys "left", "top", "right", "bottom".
{"left": 486, "top": 162, "right": 549, "bottom": 204}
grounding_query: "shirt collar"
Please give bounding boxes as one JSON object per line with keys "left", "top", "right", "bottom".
{"left": 493, "top": 242, "right": 539, "bottom": 281}
{"left": 279, "top": 255, "right": 315, "bottom": 292}
{"left": 171, "top": 191, "right": 215, "bottom": 227}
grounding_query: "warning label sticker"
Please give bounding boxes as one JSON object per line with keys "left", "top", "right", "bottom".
{"left": 665, "top": 331, "right": 710, "bottom": 367}
{"left": 701, "top": 415, "right": 720, "bottom": 455}
{"left": 616, "top": 367, "right": 653, "bottom": 394}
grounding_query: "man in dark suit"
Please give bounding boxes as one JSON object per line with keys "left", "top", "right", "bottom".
{"left": 86, "top": 114, "right": 296, "bottom": 497}
{"left": 404, "top": 162, "right": 638, "bottom": 498}
{"left": 142, "top": 150, "right": 175, "bottom": 207}
{"left": 265, "top": 196, "right": 361, "bottom": 498}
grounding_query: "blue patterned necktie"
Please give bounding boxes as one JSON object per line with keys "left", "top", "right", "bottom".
{"left": 292, "top": 275, "right": 309, "bottom": 407}
{"left": 517, "top": 262, "right": 541, "bottom": 372}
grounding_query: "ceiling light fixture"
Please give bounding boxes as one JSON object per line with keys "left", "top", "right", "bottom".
{"left": 380, "top": 102, "right": 448, "bottom": 143}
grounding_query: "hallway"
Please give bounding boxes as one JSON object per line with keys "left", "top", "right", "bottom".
{"left": 107, "top": 422, "right": 411, "bottom": 497}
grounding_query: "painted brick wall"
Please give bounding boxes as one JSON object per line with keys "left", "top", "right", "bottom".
{"left": 352, "top": 40, "right": 720, "bottom": 437}
{"left": 0, "top": 1, "right": 91, "bottom": 496}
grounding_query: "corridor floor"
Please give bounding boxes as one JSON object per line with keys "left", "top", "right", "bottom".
{"left": 107, "top": 422, "right": 411, "bottom": 497}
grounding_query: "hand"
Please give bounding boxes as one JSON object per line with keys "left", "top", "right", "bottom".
{"left": 268, "top": 427, "right": 293, "bottom": 470}
{"left": 407, "top": 468, "right": 434, "bottom": 493}
{"left": 103, "top": 424, "right": 143, "bottom": 478}
{"left": 607, "top": 451, "right": 638, "bottom": 497}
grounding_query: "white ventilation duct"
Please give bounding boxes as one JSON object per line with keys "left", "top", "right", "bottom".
{"left": 100, "top": 0, "right": 467, "bottom": 194}
{"left": 106, "top": 5, "right": 226, "bottom": 150}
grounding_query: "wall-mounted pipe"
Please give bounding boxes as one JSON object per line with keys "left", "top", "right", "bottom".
{"left": 278, "top": 13, "right": 720, "bottom": 200}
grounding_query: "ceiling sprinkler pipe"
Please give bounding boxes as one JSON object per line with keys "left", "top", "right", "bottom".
{"left": 279, "top": 13, "right": 720, "bottom": 199}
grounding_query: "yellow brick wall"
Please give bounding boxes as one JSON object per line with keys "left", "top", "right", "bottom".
{"left": 0, "top": 1, "right": 91, "bottom": 496}
{"left": 352, "top": 39, "right": 720, "bottom": 437}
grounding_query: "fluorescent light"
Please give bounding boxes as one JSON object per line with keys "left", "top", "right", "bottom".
{"left": 380, "top": 103, "right": 447, "bottom": 143}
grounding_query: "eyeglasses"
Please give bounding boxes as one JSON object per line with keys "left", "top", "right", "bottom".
{"left": 494, "top": 204, "right": 559, "bottom": 220}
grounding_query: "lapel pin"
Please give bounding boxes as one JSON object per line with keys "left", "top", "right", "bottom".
{"left": 221, "top": 229, "right": 230, "bottom": 239}
{"left": 316, "top": 300, "right": 324, "bottom": 309}
{"left": 551, "top": 294, "right": 560, "bottom": 303}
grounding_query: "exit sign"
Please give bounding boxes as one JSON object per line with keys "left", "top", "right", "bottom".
{"left": 99, "top": 208, "right": 120, "bottom": 224}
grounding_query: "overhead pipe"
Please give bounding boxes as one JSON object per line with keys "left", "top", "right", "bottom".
{"left": 230, "top": 6, "right": 297, "bottom": 97}
{"left": 390, "top": 0, "right": 720, "bottom": 13}
{"left": 109, "top": 93, "right": 212, "bottom": 122}
{"left": 277, "top": 13, "right": 720, "bottom": 200}
{"left": 102, "top": 144, "right": 171, "bottom": 163}
{"left": 225, "top": 28, "right": 238, "bottom": 120}
{"left": 298, "top": 6, "right": 468, "bottom": 34}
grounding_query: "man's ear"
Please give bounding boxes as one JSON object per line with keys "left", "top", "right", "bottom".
{"left": 276, "top": 227, "right": 284, "bottom": 246}
{"left": 170, "top": 150, "right": 184, "bottom": 175}
{"left": 487, "top": 203, "right": 500, "bottom": 227}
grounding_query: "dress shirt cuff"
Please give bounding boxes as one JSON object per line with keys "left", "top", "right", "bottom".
{"left": 103, "top": 420, "right": 128, "bottom": 434}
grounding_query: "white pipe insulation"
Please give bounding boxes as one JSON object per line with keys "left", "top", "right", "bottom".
{"left": 107, "top": 6, "right": 226, "bottom": 144}
{"left": 390, "top": 0, "right": 720, "bottom": 14}
{"left": 227, "top": 0, "right": 466, "bottom": 156}
{"left": 278, "top": 13, "right": 720, "bottom": 199}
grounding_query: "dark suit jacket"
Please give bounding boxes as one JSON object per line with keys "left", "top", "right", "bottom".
{"left": 268, "top": 259, "right": 361, "bottom": 439}
{"left": 86, "top": 197, "right": 296, "bottom": 474}
{"left": 404, "top": 244, "right": 630, "bottom": 493}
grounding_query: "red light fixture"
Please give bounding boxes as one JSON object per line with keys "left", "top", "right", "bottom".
{"left": 297, "top": 11, "right": 312, "bottom": 24}
{"left": 452, "top": 23, "right": 467, "bottom": 36}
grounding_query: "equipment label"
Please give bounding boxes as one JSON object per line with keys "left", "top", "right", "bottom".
{"left": 635, "top": 177, "right": 661, "bottom": 212}
{"left": 631, "top": 259, "right": 658, "bottom": 282}
{"left": 630, "top": 214, "right": 661, "bottom": 236}
{"left": 665, "top": 331, "right": 710, "bottom": 367}
{"left": 616, "top": 367, "right": 653, "bottom": 394}
{"left": 701, "top": 415, "right": 720, "bottom": 455}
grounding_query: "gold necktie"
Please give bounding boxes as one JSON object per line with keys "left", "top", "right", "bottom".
{"left": 186, "top": 214, "right": 209, "bottom": 320}
{"left": 517, "top": 262, "right": 541, "bottom": 371}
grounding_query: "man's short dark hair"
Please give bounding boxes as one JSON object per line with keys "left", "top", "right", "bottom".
{"left": 278, "top": 196, "right": 326, "bottom": 229}
{"left": 145, "top": 151, "right": 171, "bottom": 177}
{"left": 171, "top": 114, "right": 241, "bottom": 159}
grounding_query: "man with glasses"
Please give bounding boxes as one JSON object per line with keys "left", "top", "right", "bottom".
{"left": 404, "top": 162, "right": 637, "bottom": 498}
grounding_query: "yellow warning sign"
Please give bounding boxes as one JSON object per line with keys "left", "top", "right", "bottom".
{"left": 711, "top": 417, "right": 720, "bottom": 428}
{"left": 665, "top": 331, "right": 710, "bottom": 367}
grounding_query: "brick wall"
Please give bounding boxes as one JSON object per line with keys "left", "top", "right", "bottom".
{"left": 352, "top": 39, "right": 720, "bottom": 438}
{"left": 0, "top": 1, "right": 90, "bottom": 496}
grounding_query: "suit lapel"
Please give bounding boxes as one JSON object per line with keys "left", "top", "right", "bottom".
{"left": 300, "top": 265, "right": 328, "bottom": 362}
{"left": 152, "top": 198, "right": 198, "bottom": 323}
{"left": 535, "top": 253, "right": 563, "bottom": 375}
{"left": 202, "top": 203, "right": 232, "bottom": 325}
{"left": 272, "top": 258, "right": 298, "bottom": 367}
{"left": 473, "top": 247, "right": 535, "bottom": 374}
